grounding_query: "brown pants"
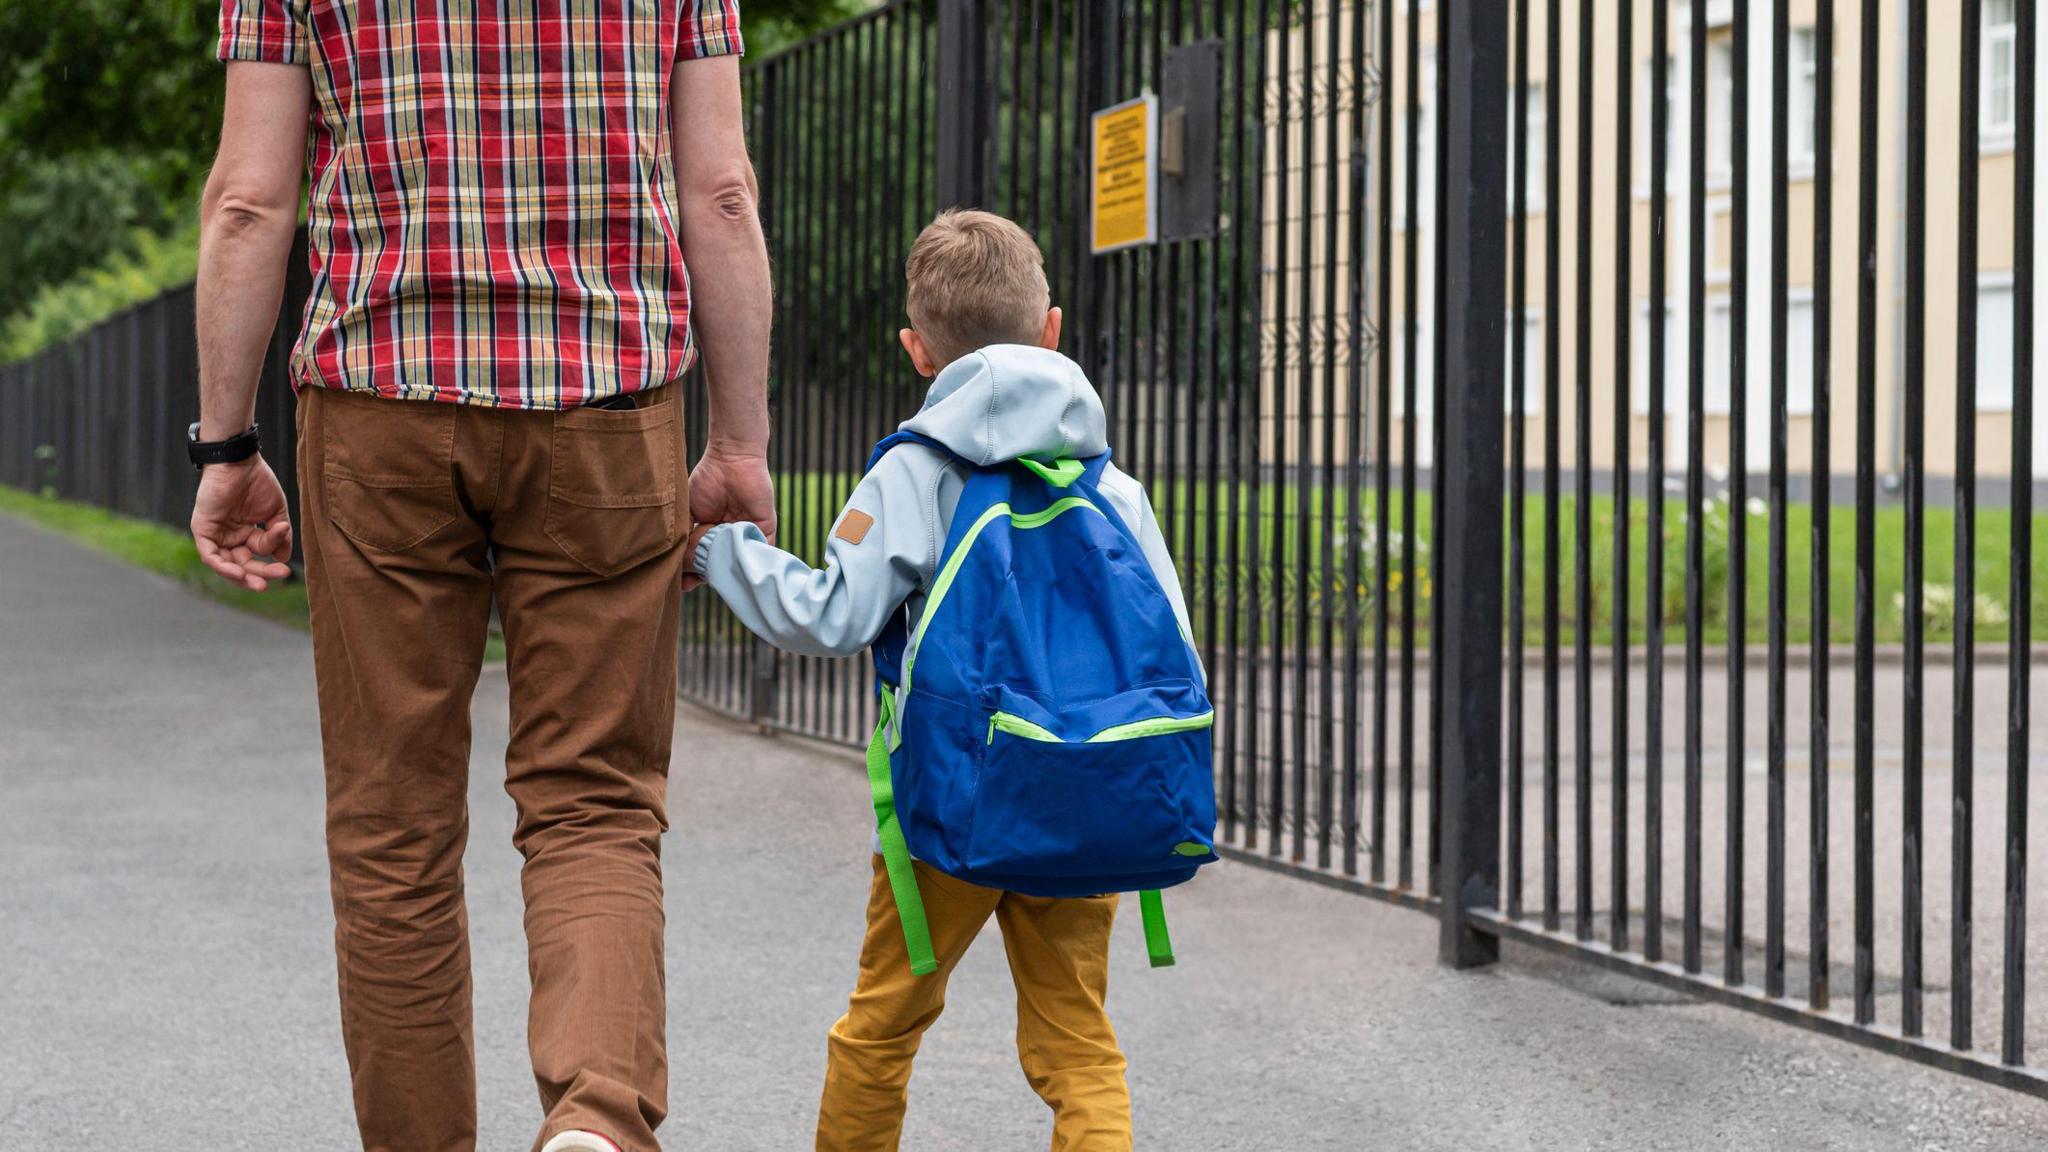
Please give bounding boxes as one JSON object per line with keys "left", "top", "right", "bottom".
{"left": 297, "top": 384, "right": 690, "bottom": 1152}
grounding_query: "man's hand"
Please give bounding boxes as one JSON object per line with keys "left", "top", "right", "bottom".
{"left": 691, "top": 442, "right": 777, "bottom": 542}
{"left": 192, "top": 456, "right": 295, "bottom": 591}
{"left": 684, "top": 442, "right": 775, "bottom": 592}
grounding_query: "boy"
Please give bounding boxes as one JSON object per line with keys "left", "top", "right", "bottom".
{"left": 689, "top": 209, "right": 1197, "bottom": 1151}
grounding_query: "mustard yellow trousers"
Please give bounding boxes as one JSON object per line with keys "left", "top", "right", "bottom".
{"left": 815, "top": 858, "right": 1132, "bottom": 1151}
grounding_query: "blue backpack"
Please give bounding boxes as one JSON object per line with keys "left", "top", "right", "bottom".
{"left": 863, "top": 431, "right": 1218, "bottom": 975}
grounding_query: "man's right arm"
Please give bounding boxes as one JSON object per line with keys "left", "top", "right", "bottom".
{"left": 671, "top": 52, "right": 777, "bottom": 550}
{"left": 190, "top": 60, "right": 310, "bottom": 591}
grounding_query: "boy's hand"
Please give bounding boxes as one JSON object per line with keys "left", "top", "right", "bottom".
{"left": 680, "top": 523, "right": 714, "bottom": 592}
{"left": 686, "top": 441, "right": 775, "bottom": 592}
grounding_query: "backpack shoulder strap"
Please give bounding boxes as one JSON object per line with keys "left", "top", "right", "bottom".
{"left": 866, "top": 429, "right": 969, "bottom": 474}
{"left": 865, "top": 690, "right": 938, "bottom": 975}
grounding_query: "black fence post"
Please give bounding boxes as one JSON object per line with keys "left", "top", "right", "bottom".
{"left": 934, "top": 0, "right": 988, "bottom": 210}
{"left": 1434, "top": 0, "right": 1509, "bottom": 970}
{"left": 1075, "top": 0, "right": 1120, "bottom": 386}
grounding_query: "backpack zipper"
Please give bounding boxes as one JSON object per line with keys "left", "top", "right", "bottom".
{"left": 987, "top": 710, "right": 1215, "bottom": 745}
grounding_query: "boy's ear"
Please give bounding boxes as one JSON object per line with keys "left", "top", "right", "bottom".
{"left": 900, "top": 328, "right": 940, "bottom": 378}
{"left": 1039, "top": 306, "right": 1063, "bottom": 351}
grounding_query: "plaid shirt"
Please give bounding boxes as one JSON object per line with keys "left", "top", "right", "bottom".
{"left": 219, "top": 1, "right": 744, "bottom": 409}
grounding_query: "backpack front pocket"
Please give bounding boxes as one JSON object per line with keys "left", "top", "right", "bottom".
{"left": 963, "top": 685, "right": 1215, "bottom": 881}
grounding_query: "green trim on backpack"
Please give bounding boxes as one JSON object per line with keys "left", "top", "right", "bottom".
{"left": 865, "top": 692, "right": 937, "bottom": 976}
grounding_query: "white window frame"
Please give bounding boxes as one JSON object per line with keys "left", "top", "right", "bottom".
{"left": 1785, "top": 289, "right": 1816, "bottom": 416}
{"left": 1705, "top": 196, "right": 1734, "bottom": 286}
{"left": 1707, "top": 39, "right": 1734, "bottom": 189}
{"left": 1705, "top": 295, "right": 1733, "bottom": 416}
{"left": 1790, "top": 27, "right": 1819, "bottom": 177}
{"left": 1633, "top": 301, "right": 1687, "bottom": 415}
{"left": 1976, "top": 272, "right": 2018, "bottom": 412}
{"left": 1638, "top": 296, "right": 1742, "bottom": 417}
{"left": 1506, "top": 83, "right": 1548, "bottom": 215}
{"left": 1394, "top": 53, "right": 1437, "bottom": 233}
{"left": 1984, "top": 0, "right": 2019, "bottom": 149}
{"left": 1635, "top": 53, "right": 1688, "bottom": 198}
{"left": 1506, "top": 308, "right": 1544, "bottom": 415}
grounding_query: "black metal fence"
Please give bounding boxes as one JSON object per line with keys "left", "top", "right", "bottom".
{"left": 1471, "top": 0, "right": 2045, "bottom": 1098}
{"left": 4, "top": 0, "right": 2045, "bottom": 1105}
{"left": 684, "top": 0, "right": 1430, "bottom": 906}
{"left": 0, "top": 237, "right": 312, "bottom": 536}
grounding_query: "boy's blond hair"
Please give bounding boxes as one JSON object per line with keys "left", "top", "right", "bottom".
{"left": 904, "top": 209, "right": 1050, "bottom": 367}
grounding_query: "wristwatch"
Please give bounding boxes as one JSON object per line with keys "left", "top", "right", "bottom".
{"left": 187, "top": 422, "right": 262, "bottom": 470}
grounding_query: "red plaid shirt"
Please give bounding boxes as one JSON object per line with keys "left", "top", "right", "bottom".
{"left": 219, "top": 1, "right": 744, "bottom": 408}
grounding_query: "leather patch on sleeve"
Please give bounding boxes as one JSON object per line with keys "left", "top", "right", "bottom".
{"left": 835, "top": 509, "right": 876, "bottom": 545}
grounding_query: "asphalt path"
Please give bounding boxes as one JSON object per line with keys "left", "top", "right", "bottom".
{"left": 5, "top": 510, "right": 2048, "bottom": 1149}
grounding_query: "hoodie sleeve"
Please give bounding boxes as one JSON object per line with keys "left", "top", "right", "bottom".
{"left": 692, "top": 452, "right": 942, "bottom": 659}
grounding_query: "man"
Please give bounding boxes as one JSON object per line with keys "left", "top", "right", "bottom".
{"left": 187, "top": 3, "right": 774, "bottom": 1150}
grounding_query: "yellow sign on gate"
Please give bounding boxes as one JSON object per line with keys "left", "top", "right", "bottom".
{"left": 1091, "top": 94, "right": 1157, "bottom": 254}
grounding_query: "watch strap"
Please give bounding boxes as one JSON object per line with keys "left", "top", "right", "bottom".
{"left": 187, "top": 422, "right": 262, "bottom": 469}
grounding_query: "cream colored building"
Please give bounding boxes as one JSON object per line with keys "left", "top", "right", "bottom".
{"left": 1265, "top": 0, "right": 2045, "bottom": 484}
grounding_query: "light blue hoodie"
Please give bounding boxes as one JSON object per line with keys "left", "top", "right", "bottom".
{"left": 691, "top": 344, "right": 1195, "bottom": 664}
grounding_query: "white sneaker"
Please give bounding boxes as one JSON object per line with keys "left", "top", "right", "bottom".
{"left": 540, "top": 1132, "right": 623, "bottom": 1152}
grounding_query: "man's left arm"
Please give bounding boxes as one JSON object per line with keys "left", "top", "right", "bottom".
{"left": 191, "top": 60, "right": 310, "bottom": 591}
{"left": 671, "top": 39, "right": 777, "bottom": 567}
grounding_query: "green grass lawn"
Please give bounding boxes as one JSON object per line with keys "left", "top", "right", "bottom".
{"left": 771, "top": 470, "right": 2048, "bottom": 647}
{"left": 0, "top": 486, "right": 507, "bottom": 662}
{"left": 24, "top": 474, "right": 2022, "bottom": 655}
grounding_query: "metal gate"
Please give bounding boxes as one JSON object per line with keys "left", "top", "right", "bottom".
{"left": 679, "top": 0, "right": 1442, "bottom": 908}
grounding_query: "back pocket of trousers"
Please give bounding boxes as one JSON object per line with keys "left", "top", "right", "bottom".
{"left": 543, "top": 401, "right": 680, "bottom": 577}
{"left": 320, "top": 392, "right": 460, "bottom": 553}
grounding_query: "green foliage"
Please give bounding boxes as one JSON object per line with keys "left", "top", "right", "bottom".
{"left": 1661, "top": 492, "right": 1734, "bottom": 627}
{"left": 745, "top": 0, "right": 873, "bottom": 57}
{"left": 0, "top": 218, "right": 200, "bottom": 362}
{"left": 0, "top": 1, "right": 223, "bottom": 322}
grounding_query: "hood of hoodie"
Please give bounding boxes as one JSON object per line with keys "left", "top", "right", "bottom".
{"left": 897, "top": 344, "right": 1108, "bottom": 465}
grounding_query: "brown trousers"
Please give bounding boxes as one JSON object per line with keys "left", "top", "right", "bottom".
{"left": 297, "top": 384, "right": 690, "bottom": 1152}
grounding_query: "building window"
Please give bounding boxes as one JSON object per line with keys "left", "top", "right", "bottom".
{"left": 1708, "top": 40, "right": 1735, "bottom": 185}
{"left": 1985, "top": 0, "right": 2018, "bottom": 143}
{"left": 1639, "top": 55, "right": 1686, "bottom": 192}
{"left": 1791, "top": 28, "right": 1819, "bottom": 172}
{"left": 1633, "top": 302, "right": 1686, "bottom": 415}
{"left": 1507, "top": 310, "right": 1543, "bottom": 414}
{"left": 1706, "top": 297, "right": 1733, "bottom": 414}
{"left": 1979, "top": 279, "right": 2016, "bottom": 410}
{"left": 1630, "top": 301, "right": 1744, "bottom": 416}
{"left": 1787, "top": 296, "right": 1816, "bottom": 414}
{"left": 1507, "top": 84, "right": 1547, "bottom": 214}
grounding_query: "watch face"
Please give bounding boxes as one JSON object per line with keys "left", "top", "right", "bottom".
{"left": 188, "top": 422, "right": 203, "bottom": 443}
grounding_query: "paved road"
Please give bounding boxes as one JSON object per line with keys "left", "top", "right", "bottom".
{"left": 5, "top": 511, "right": 2048, "bottom": 1150}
